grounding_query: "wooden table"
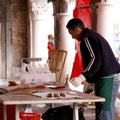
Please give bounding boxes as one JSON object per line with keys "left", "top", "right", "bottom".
{"left": 0, "top": 87, "right": 105, "bottom": 120}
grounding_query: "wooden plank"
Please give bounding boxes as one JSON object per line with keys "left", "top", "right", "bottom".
{"left": 49, "top": 50, "right": 67, "bottom": 83}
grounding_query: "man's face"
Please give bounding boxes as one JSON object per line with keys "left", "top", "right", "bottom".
{"left": 68, "top": 28, "right": 76, "bottom": 39}
{"left": 67, "top": 27, "right": 81, "bottom": 40}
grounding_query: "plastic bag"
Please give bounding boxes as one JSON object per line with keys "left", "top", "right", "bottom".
{"left": 24, "top": 104, "right": 33, "bottom": 113}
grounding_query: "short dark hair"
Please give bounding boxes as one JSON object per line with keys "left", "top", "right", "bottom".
{"left": 66, "top": 18, "right": 85, "bottom": 30}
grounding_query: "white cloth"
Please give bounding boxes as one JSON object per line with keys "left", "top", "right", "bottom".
{"left": 70, "top": 74, "right": 86, "bottom": 87}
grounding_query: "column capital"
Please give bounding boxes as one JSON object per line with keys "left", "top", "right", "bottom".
{"left": 48, "top": 0, "right": 75, "bottom": 15}
{"left": 30, "top": 0, "right": 52, "bottom": 20}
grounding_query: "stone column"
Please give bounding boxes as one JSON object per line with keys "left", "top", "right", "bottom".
{"left": 50, "top": 0, "right": 76, "bottom": 85}
{"left": 29, "top": 0, "right": 53, "bottom": 63}
{"left": 96, "top": 1, "right": 115, "bottom": 52}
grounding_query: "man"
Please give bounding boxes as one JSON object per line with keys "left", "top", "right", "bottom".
{"left": 66, "top": 18, "right": 120, "bottom": 120}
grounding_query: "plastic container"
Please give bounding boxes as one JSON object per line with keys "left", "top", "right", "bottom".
{"left": 19, "top": 112, "right": 41, "bottom": 120}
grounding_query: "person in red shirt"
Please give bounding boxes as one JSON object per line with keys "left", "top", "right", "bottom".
{"left": 47, "top": 34, "right": 55, "bottom": 58}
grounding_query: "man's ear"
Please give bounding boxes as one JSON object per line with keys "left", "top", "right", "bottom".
{"left": 74, "top": 27, "right": 78, "bottom": 32}
{"left": 75, "top": 27, "right": 81, "bottom": 33}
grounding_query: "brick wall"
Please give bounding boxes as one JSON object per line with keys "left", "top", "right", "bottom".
{"left": 11, "top": 0, "right": 28, "bottom": 67}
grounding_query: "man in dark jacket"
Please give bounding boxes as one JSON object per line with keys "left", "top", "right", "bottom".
{"left": 66, "top": 18, "right": 120, "bottom": 120}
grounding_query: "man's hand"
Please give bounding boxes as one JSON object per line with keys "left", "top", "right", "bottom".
{"left": 70, "top": 74, "right": 86, "bottom": 87}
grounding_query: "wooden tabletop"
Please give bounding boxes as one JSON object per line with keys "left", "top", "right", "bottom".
{"left": 0, "top": 87, "right": 105, "bottom": 105}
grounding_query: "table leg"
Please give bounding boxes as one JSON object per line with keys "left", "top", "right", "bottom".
{"left": 3, "top": 105, "right": 7, "bottom": 120}
{"left": 15, "top": 105, "right": 20, "bottom": 120}
{"left": 73, "top": 103, "right": 79, "bottom": 120}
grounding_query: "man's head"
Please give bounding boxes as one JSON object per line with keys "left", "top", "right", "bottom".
{"left": 66, "top": 18, "right": 85, "bottom": 40}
